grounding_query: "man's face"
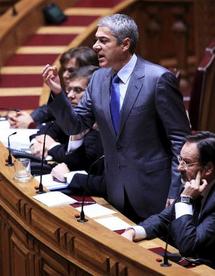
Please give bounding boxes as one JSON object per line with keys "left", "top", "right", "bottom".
{"left": 178, "top": 142, "right": 202, "bottom": 183}
{"left": 63, "top": 58, "right": 77, "bottom": 87}
{"left": 93, "top": 26, "right": 126, "bottom": 71}
{"left": 65, "top": 77, "right": 88, "bottom": 106}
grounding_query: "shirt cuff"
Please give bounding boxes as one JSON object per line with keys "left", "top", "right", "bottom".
{"left": 175, "top": 202, "right": 193, "bottom": 219}
{"left": 127, "top": 225, "right": 147, "bottom": 241}
{"left": 67, "top": 139, "right": 83, "bottom": 152}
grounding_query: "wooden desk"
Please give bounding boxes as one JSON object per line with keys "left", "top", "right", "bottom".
{"left": 0, "top": 142, "right": 210, "bottom": 275}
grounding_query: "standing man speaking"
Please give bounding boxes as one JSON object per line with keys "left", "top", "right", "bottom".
{"left": 43, "top": 14, "right": 190, "bottom": 222}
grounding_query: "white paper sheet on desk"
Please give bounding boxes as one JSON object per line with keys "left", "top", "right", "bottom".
{"left": 33, "top": 191, "right": 77, "bottom": 207}
{"left": 34, "top": 174, "right": 69, "bottom": 190}
{"left": 0, "top": 128, "right": 38, "bottom": 149}
{"left": 0, "top": 119, "right": 10, "bottom": 129}
{"left": 76, "top": 203, "right": 116, "bottom": 218}
{"left": 95, "top": 216, "right": 131, "bottom": 231}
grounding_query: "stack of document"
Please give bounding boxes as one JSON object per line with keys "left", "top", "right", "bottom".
{"left": 33, "top": 191, "right": 77, "bottom": 207}
{"left": 35, "top": 174, "right": 69, "bottom": 190}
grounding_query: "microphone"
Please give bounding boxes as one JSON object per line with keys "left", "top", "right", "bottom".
{"left": 161, "top": 241, "right": 172, "bottom": 267}
{"left": 77, "top": 154, "right": 104, "bottom": 223}
{"left": 6, "top": 131, "right": 17, "bottom": 166}
{"left": 160, "top": 191, "right": 183, "bottom": 267}
{"left": 35, "top": 123, "right": 53, "bottom": 194}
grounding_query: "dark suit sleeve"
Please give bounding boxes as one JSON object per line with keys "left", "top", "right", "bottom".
{"left": 64, "top": 131, "right": 103, "bottom": 174}
{"left": 31, "top": 104, "right": 54, "bottom": 124}
{"left": 32, "top": 122, "right": 68, "bottom": 144}
{"left": 170, "top": 212, "right": 215, "bottom": 257}
{"left": 155, "top": 72, "right": 191, "bottom": 198}
{"left": 68, "top": 173, "right": 106, "bottom": 197}
{"left": 48, "top": 144, "right": 68, "bottom": 163}
{"left": 48, "top": 86, "right": 95, "bottom": 136}
{"left": 139, "top": 206, "right": 173, "bottom": 239}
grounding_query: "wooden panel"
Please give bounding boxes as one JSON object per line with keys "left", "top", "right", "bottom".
{"left": 39, "top": 244, "right": 70, "bottom": 275}
{"left": 188, "top": 40, "right": 215, "bottom": 131}
{"left": 0, "top": 142, "right": 200, "bottom": 275}
{"left": 10, "top": 232, "right": 31, "bottom": 276}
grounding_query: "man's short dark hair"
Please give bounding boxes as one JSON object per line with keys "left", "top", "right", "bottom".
{"left": 186, "top": 131, "right": 215, "bottom": 166}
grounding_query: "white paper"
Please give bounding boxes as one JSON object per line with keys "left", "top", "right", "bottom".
{"left": 95, "top": 216, "right": 131, "bottom": 231}
{"left": 0, "top": 119, "right": 10, "bottom": 129}
{"left": 76, "top": 203, "right": 116, "bottom": 218}
{"left": 0, "top": 128, "right": 38, "bottom": 149}
{"left": 33, "top": 191, "right": 77, "bottom": 207}
{"left": 34, "top": 174, "right": 69, "bottom": 190}
{"left": 65, "top": 170, "right": 87, "bottom": 183}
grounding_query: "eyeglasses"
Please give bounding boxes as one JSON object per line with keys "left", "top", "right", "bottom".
{"left": 177, "top": 155, "right": 199, "bottom": 169}
{"left": 66, "top": 86, "right": 85, "bottom": 94}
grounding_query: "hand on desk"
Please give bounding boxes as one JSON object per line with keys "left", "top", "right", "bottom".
{"left": 51, "top": 162, "right": 70, "bottom": 182}
{"left": 121, "top": 228, "right": 135, "bottom": 241}
{"left": 8, "top": 110, "right": 34, "bottom": 128}
{"left": 31, "top": 134, "right": 57, "bottom": 158}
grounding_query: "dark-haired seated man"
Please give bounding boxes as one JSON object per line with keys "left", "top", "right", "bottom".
{"left": 122, "top": 131, "right": 215, "bottom": 268}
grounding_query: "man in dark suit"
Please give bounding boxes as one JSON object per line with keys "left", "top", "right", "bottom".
{"left": 122, "top": 131, "right": 215, "bottom": 268}
{"left": 42, "top": 14, "right": 190, "bottom": 222}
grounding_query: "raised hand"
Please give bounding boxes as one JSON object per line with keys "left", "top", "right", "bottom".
{"left": 181, "top": 171, "right": 208, "bottom": 199}
{"left": 42, "top": 64, "right": 62, "bottom": 94}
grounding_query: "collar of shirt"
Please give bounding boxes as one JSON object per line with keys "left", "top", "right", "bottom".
{"left": 115, "top": 54, "right": 137, "bottom": 109}
{"left": 117, "top": 54, "right": 137, "bottom": 84}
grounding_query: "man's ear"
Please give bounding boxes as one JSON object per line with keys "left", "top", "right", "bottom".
{"left": 203, "top": 162, "right": 214, "bottom": 177}
{"left": 121, "top": 37, "right": 131, "bottom": 52}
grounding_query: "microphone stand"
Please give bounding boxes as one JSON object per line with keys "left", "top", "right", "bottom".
{"left": 161, "top": 241, "right": 172, "bottom": 267}
{"left": 6, "top": 131, "right": 17, "bottom": 166}
{"left": 35, "top": 122, "right": 54, "bottom": 194}
{"left": 36, "top": 132, "right": 48, "bottom": 194}
{"left": 160, "top": 192, "right": 182, "bottom": 267}
{"left": 77, "top": 155, "right": 104, "bottom": 223}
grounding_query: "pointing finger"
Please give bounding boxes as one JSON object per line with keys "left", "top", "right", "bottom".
{"left": 199, "top": 179, "right": 208, "bottom": 193}
{"left": 195, "top": 171, "right": 201, "bottom": 186}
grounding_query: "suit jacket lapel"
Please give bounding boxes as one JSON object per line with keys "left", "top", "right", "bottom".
{"left": 101, "top": 71, "right": 116, "bottom": 137}
{"left": 199, "top": 182, "right": 215, "bottom": 220}
{"left": 118, "top": 59, "right": 145, "bottom": 138}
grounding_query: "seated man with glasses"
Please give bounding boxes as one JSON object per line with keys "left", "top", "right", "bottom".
{"left": 122, "top": 131, "right": 215, "bottom": 268}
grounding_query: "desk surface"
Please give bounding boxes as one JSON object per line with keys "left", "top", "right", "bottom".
{"left": 0, "top": 142, "right": 213, "bottom": 275}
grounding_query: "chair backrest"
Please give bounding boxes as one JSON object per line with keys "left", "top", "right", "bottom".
{"left": 188, "top": 40, "right": 215, "bottom": 131}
